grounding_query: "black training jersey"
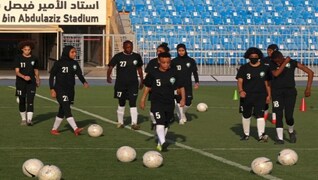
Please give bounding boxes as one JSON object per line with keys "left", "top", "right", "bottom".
{"left": 108, "top": 52, "right": 143, "bottom": 86}
{"left": 144, "top": 68, "right": 183, "bottom": 105}
{"left": 171, "top": 57, "right": 199, "bottom": 87}
{"left": 49, "top": 59, "right": 86, "bottom": 90}
{"left": 236, "top": 63, "right": 270, "bottom": 94}
{"left": 262, "top": 56, "right": 271, "bottom": 66}
{"left": 145, "top": 58, "right": 159, "bottom": 73}
{"left": 269, "top": 60, "right": 297, "bottom": 89}
{"left": 14, "top": 54, "right": 39, "bottom": 83}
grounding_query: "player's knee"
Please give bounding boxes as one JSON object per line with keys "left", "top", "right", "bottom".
{"left": 286, "top": 118, "right": 294, "bottom": 126}
{"left": 242, "top": 113, "right": 252, "bottom": 119}
{"left": 118, "top": 99, "right": 126, "bottom": 106}
{"left": 65, "top": 113, "right": 72, "bottom": 119}
{"left": 129, "top": 101, "right": 136, "bottom": 107}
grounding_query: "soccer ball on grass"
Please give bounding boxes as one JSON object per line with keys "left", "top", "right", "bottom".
{"left": 87, "top": 124, "right": 103, "bottom": 137}
{"left": 143, "top": 151, "right": 163, "bottom": 168}
{"left": 197, "top": 103, "right": 208, "bottom": 112}
{"left": 277, "top": 148, "right": 298, "bottom": 166}
{"left": 22, "top": 158, "right": 44, "bottom": 177}
{"left": 37, "top": 165, "right": 62, "bottom": 180}
{"left": 116, "top": 146, "right": 137, "bottom": 162}
{"left": 251, "top": 157, "right": 273, "bottom": 175}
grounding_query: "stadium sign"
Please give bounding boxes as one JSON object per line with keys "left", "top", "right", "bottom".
{"left": 0, "top": 0, "right": 106, "bottom": 25}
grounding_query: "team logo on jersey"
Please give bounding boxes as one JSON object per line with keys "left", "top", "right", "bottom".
{"left": 73, "top": 65, "right": 77, "bottom": 70}
{"left": 285, "top": 63, "right": 291, "bottom": 68}
{"left": 260, "top": 71, "right": 265, "bottom": 78}
{"left": 31, "top": 61, "right": 35, "bottom": 66}
{"left": 186, "top": 62, "right": 191, "bottom": 67}
{"left": 170, "top": 77, "right": 176, "bottom": 84}
{"left": 133, "top": 60, "right": 138, "bottom": 65}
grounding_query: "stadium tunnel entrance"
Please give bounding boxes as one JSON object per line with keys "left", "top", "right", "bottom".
{"left": 0, "top": 25, "right": 62, "bottom": 70}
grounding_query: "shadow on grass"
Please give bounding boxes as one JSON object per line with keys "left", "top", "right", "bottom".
{"left": 33, "top": 112, "right": 57, "bottom": 125}
{"left": 59, "top": 118, "right": 98, "bottom": 133}
{"left": 230, "top": 123, "right": 278, "bottom": 141}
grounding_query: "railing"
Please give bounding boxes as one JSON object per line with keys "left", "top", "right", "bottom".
{"left": 134, "top": 25, "right": 318, "bottom": 76}
{"left": 62, "top": 25, "right": 318, "bottom": 76}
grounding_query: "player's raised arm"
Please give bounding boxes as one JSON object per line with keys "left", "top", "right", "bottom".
{"left": 297, "top": 62, "right": 314, "bottom": 97}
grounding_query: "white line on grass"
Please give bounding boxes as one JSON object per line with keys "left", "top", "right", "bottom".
{"left": 8, "top": 86, "right": 281, "bottom": 180}
{"left": 1, "top": 146, "right": 317, "bottom": 151}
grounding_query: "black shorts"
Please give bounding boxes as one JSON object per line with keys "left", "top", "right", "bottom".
{"left": 56, "top": 89, "right": 75, "bottom": 105}
{"left": 15, "top": 82, "right": 36, "bottom": 98}
{"left": 241, "top": 93, "right": 267, "bottom": 118}
{"left": 114, "top": 84, "right": 138, "bottom": 101}
{"left": 271, "top": 88, "right": 297, "bottom": 113}
{"left": 239, "top": 97, "right": 244, "bottom": 113}
{"left": 151, "top": 103, "right": 174, "bottom": 126}
{"left": 175, "top": 85, "right": 193, "bottom": 105}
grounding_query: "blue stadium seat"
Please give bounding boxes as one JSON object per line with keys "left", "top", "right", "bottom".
{"left": 117, "top": 0, "right": 317, "bottom": 63}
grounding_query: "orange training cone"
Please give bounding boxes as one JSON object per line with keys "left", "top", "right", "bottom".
{"left": 299, "top": 97, "right": 306, "bottom": 112}
{"left": 233, "top": 90, "right": 238, "bottom": 100}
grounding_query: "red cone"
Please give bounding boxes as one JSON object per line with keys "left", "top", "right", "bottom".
{"left": 299, "top": 97, "right": 306, "bottom": 112}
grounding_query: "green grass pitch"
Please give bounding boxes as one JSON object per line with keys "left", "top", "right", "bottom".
{"left": 0, "top": 85, "right": 317, "bottom": 179}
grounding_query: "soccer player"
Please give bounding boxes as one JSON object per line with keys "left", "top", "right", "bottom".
{"left": 107, "top": 40, "right": 143, "bottom": 130}
{"left": 145, "top": 42, "right": 170, "bottom": 130}
{"left": 270, "top": 50, "right": 313, "bottom": 144}
{"left": 140, "top": 52, "right": 185, "bottom": 152}
{"left": 171, "top": 43, "right": 199, "bottom": 124}
{"left": 261, "top": 44, "right": 279, "bottom": 122}
{"left": 14, "top": 40, "right": 40, "bottom": 126}
{"left": 263, "top": 44, "right": 279, "bottom": 66}
{"left": 49, "top": 45, "right": 89, "bottom": 136}
{"left": 236, "top": 47, "right": 271, "bottom": 142}
{"left": 145, "top": 42, "right": 170, "bottom": 73}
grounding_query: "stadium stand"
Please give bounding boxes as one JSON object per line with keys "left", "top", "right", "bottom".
{"left": 115, "top": 0, "right": 318, "bottom": 68}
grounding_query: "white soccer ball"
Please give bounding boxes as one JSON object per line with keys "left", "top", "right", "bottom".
{"left": 22, "top": 158, "right": 44, "bottom": 177}
{"left": 251, "top": 157, "right": 273, "bottom": 175}
{"left": 197, "top": 103, "right": 208, "bottom": 112}
{"left": 87, "top": 124, "right": 103, "bottom": 137}
{"left": 143, "top": 151, "right": 163, "bottom": 168}
{"left": 116, "top": 146, "right": 137, "bottom": 162}
{"left": 278, "top": 148, "right": 298, "bottom": 166}
{"left": 38, "top": 165, "right": 62, "bottom": 180}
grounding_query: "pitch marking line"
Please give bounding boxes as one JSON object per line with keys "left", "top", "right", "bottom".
{"left": 1, "top": 146, "right": 317, "bottom": 151}
{"left": 8, "top": 86, "right": 281, "bottom": 180}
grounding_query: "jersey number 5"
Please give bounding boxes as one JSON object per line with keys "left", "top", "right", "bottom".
{"left": 156, "top": 79, "right": 161, "bottom": 86}
{"left": 154, "top": 112, "right": 161, "bottom": 119}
